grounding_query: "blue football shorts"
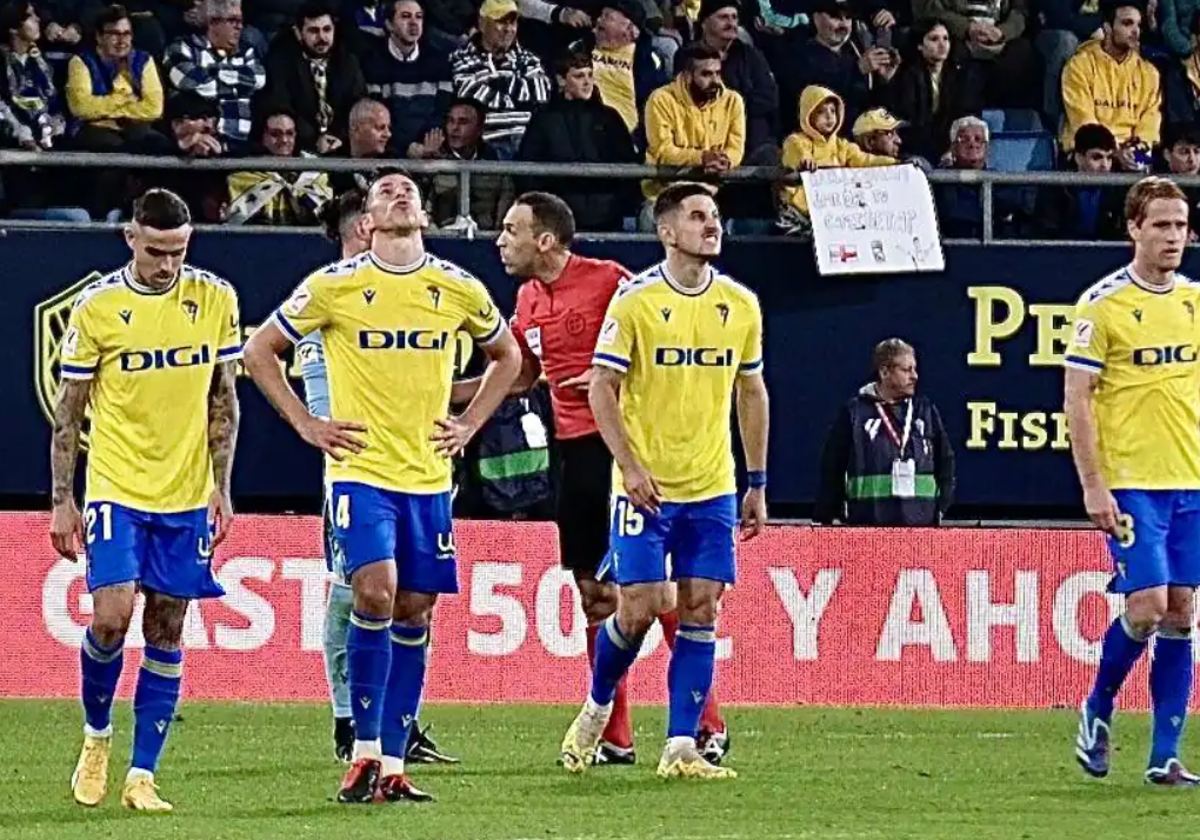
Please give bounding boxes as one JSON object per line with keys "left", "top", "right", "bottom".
{"left": 83, "top": 501, "right": 225, "bottom": 599}
{"left": 329, "top": 481, "right": 458, "bottom": 594}
{"left": 598, "top": 494, "right": 737, "bottom": 586}
{"left": 1108, "top": 489, "right": 1200, "bottom": 594}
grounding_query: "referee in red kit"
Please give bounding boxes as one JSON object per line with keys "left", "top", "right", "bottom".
{"left": 480, "top": 191, "right": 728, "bottom": 765}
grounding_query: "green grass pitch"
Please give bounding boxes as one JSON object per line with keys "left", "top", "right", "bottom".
{"left": 0, "top": 701, "right": 1195, "bottom": 840}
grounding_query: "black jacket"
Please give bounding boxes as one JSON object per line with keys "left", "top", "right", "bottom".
{"left": 884, "top": 57, "right": 983, "bottom": 162}
{"left": 1033, "top": 185, "right": 1126, "bottom": 241}
{"left": 516, "top": 94, "right": 638, "bottom": 231}
{"left": 256, "top": 31, "right": 366, "bottom": 152}
{"left": 815, "top": 383, "right": 955, "bottom": 526}
{"left": 712, "top": 39, "right": 780, "bottom": 150}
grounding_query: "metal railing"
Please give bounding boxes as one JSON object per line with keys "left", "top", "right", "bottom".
{"left": 5, "top": 149, "right": 1200, "bottom": 243}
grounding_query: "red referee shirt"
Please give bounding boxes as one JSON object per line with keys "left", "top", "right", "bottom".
{"left": 511, "top": 254, "right": 631, "bottom": 439}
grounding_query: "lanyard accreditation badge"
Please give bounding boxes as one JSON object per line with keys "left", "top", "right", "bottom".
{"left": 877, "top": 400, "right": 916, "bottom": 499}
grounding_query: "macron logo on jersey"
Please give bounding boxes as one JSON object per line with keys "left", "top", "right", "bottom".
{"left": 120, "top": 345, "right": 212, "bottom": 372}
{"left": 359, "top": 329, "right": 450, "bottom": 351}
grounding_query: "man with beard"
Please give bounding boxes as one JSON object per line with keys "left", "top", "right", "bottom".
{"left": 245, "top": 171, "right": 522, "bottom": 803}
{"left": 455, "top": 191, "right": 732, "bottom": 764}
{"left": 559, "top": 182, "right": 768, "bottom": 779}
{"left": 640, "top": 42, "right": 744, "bottom": 229}
{"left": 1061, "top": 0, "right": 1160, "bottom": 168}
{"left": 257, "top": 1, "right": 367, "bottom": 153}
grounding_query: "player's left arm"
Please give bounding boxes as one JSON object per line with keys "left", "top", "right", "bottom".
{"left": 433, "top": 284, "right": 523, "bottom": 457}
{"left": 206, "top": 360, "right": 240, "bottom": 548}
{"left": 735, "top": 299, "right": 768, "bottom": 540}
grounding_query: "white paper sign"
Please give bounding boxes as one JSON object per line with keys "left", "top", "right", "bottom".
{"left": 801, "top": 165, "right": 945, "bottom": 276}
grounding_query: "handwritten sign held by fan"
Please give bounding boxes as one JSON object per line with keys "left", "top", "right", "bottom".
{"left": 801, "top": 165, "right": 945, "bottom": 276}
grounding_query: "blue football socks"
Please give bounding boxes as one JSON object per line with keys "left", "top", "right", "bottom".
{"left": 381, "top": 623, "right": 428, "bottom": 765}
{"left": 80, "top": 627, "right": 123, "bottom": 734}
{"left": 589, "top": 615, "right": 643, "bottom": 707}
{"left": 1087, "top": 614, "right": 1150, "bottom": 721}
{"left": 131, "top": 646, "right": 183, "bottom": 773}
{"left": 346, "top": 611, "right": 392, "bottom": 747}
{"left": 667, "top": 624, "right": 716, "bottom": 739}
{"left": 1149, "top": 627, "right": 1193, "bottom": 769}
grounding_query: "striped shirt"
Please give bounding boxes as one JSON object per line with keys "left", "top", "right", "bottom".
{"left": 450, "top": 36, "right": 550, "bottom": 142}
{"left": 164, "top": 34, "right": 266, "bottom": 143}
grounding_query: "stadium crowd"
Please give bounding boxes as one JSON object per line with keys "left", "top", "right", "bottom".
{"left": 0, "top": 0, "right": 1196, "bottom": 235}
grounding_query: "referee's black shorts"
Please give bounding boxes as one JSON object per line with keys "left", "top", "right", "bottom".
{"left": 556, "top": 432, "right": 612, "bottom": 575}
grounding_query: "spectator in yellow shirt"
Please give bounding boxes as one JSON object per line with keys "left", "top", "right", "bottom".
{"left": 1060, "top": 1, "right": 1160, "bottom": 167}
{"left": 66, "top": 4, "right": 165, "bottom": 152}
{"left": 779, "top": 85, "right": 895, "bottom": 225}
{"left": 641, "top": 41, "right": 745, "bottom": 226}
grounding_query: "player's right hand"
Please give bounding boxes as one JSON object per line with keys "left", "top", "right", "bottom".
{"left": 1083, "top": 484, "right": 1121, "bottom": 536}
{"left": 622, "top": 463, "right": 663, "bottom": 515}
{"left": 298, "top": 415, "right": 368, "bottom": 461}
{"left": 50, "top": 500, "right": 85, "bottom": 562}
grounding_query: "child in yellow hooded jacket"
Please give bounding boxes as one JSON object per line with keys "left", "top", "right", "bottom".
{"left": 780, "top": 85, "right": 896, "bottom": 217}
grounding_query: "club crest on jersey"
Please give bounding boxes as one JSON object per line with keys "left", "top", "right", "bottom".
{"left": 283, "top": 285, "right": 312, "bottom": 317}
{"left": 182, "top": 299, "right": 199, "bottom": 323}
{"left": 427, "top": 285, "right": 441, "bottom": 309}
{"left": 34, "top": 272, "right": 100, "bottom": 450}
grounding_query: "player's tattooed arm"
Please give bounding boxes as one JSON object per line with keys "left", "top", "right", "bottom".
{"left": 207, "top": 361, "right": 240, "bottom": 496}
{"left": 50, "top": 378, "right": 91, "bottom": 507}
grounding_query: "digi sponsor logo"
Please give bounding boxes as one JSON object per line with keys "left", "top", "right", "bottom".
{"left": 358, "top": 329, "right": 450, "bottom": 351}
{"left": 654, "top": 347, "right": 734, "bottom": 367}
{"left": 1132, "top": 344, "right": 1198, "bottom": 367}
{"left": 120, "top": 344, "right": 213, "bottom": 372}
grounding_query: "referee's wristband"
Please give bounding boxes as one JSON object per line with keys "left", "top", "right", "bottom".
{"left": 747, "top": 470, "right": 767, "bottom": 489}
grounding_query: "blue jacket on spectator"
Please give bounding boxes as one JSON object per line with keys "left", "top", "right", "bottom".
{"left": 361, "top": 39, "right": 454, "bottom": 155}
{"left": 1038, "top": 0, "right": 1103, "bottom": 41}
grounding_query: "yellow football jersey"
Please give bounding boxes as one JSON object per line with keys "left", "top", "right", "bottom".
{"left": 273, "top": 252, "right": 504, "bottom": 494}
{"left": 1064, "top": 265, "right": 1200, "bottom": 490}
{"left": 59, "top": 264, "right": 242, "bottom": 512}
{"left": 593, "top": 262, "right": 763, "bottom": 503}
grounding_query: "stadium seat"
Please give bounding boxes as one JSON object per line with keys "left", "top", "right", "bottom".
{"left": 988, "top": 132, "right": 1056, "bottom": 172}
{"left": 981, "top": 109, "right": 1047, "bottom": 134}
{"left": 981, "top": 109, "right": 1007, "bottom": 136}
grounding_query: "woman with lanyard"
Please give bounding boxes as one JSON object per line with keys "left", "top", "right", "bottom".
{"left": 813, "top": 338, "right": 957, "bottom": 526}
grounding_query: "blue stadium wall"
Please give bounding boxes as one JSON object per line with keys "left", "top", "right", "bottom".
{"left": 0, "top": 230, "right": 1164, "bottom": 512}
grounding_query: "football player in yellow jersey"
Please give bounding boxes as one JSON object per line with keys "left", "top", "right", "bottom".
{"left": 48, "top": 189, "right": 242, "bottom": 813}
{"left": 560, "top": 182, "right": 769, "bottom": 780}
{"left": 1065, "top": 177, "right": 1200, "bottom": 787}
{"left": 243, "top": 170, "right": 522, "bottom": 804}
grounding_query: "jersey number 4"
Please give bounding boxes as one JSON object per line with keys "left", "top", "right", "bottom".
{"left": 335, "top": 494, "right": 351, "bottom": 529}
